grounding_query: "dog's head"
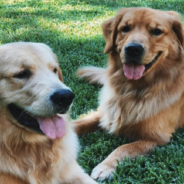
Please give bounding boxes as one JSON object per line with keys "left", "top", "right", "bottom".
{"left": 0, "top": 42, "right": 75, "bottom": 139}
{"left": 102, "top": 7, "right": 184, "bottom": 80}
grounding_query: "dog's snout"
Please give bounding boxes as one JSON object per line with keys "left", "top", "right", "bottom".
{"left": 125, "top": 43, "right": 144, "bottom": 56}
{"left": 50, "top": 89, "right": 75, "bottom": 107}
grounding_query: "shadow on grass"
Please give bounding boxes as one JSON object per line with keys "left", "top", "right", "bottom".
{"left": 2, "top": 0, "right": 184, "bottom": 24}
{"left": 3, "top": 8, "right": 108, "bottom": 22}
{"left": 72, "top": 0, "right": 183, "bottom": 7}
{"left": 64, "top": 0, "right": 184, "bottom": 13}
{"left": 2, "top": 0, "right": 118, "bottom": 22}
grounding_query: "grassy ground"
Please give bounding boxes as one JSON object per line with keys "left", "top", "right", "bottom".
{"left": 1, "top": 0, "right": 184, "bottom": 183}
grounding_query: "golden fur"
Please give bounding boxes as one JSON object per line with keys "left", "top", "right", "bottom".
{"left": 74, "top": 7, "right": 184, "bottom": 180}
{"left": 0, "top": 42, "right": 97, "bottom": 184}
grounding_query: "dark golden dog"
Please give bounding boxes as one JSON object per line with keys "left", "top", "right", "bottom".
{"left": 0, "top": 42, "right": 97, "bottom": 184}
{"left": 74, "top": 7, "right": 184, "bottom": 180}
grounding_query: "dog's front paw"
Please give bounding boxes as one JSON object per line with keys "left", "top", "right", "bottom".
{"left": 91, "top": 162, "right": 116, "bottom": 181}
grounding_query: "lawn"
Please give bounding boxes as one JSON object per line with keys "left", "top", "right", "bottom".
{"left": 1, "top": 0, "right": 184, "bottom": 183}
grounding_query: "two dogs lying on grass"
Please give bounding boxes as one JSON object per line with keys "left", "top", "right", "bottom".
{"left": 0, "top": 7, "right": 184, "bottom": 184}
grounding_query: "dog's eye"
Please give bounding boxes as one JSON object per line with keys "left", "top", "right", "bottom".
{"left": 13, "top": 70, "right": 32, "bottom": 79}
{"left": 151, "top": 28, "right": 163, "bottom": 36}
{"left": 121, "top": 25, "right": 131, "bottom": 33}
{"left": 53, "top": 68, "right": 57, "bottom": 73}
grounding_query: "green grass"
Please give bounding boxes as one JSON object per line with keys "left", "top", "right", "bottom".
{"left": 1, "top": 0, "right": 184, "bottom": 183}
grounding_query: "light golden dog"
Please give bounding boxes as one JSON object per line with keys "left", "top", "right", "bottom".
{"left": 74, "top": 7, "right": 184, "bottom": 180}
{"left": 0, "top": 42, "right": 97, "bottom": 184}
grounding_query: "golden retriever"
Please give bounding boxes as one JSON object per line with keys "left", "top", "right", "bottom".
{"left": 0, "top": 42, "right": 97, "bottom": 184}
{"left": 73, "top": 7, "right": 184, "bottom": 180}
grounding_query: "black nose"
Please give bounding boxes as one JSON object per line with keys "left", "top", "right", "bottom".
{"left": 50, "top": 89, "right": 75, "bottom": 107}
{"left": 125, "top": 43, "right": 144, "bottom": 56}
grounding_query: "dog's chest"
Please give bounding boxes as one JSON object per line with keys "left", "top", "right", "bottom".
{"left": 100, "top": 83, "right": 143, "bottom": 116}
{"left": 99, "top": 82, "right": 163, "bottom": 133}
{"left": 28, "top": 140, "right": 77, "bottom": 184}
{"left": 0, "top": 140, "right": 72, "bottom": 184}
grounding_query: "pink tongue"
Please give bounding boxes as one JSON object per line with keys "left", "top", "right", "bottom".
{"left": 37, "top": 115, "right": 65, "bottom": 139}
{"left": 123, "top": 63, "right": 145, "bottom": 80}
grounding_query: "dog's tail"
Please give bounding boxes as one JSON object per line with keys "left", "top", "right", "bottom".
{"left": 76, "top": 66, "right": 106, "bottom": 85}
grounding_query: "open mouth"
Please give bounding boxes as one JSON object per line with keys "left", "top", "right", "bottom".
{"left": 8, "top": 103, "right": 66, "bottom": 139}
{"left": 123, "top": 51, "right": 162, "bottom": 80}
{"left": 144, "top": 51, "right": 162, "bottom": 70}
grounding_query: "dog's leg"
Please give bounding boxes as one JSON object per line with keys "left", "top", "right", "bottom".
{"left": 73, "top": 107, "right": 103, "bottom": 135}
{"left": 60, "top": 160, "right": 98, "bottom": 184}
{"left": 91, "top": 140, "right": 160, "bottom": 181}
{"left": 0, "top": 173, "right": 26, "bottom": 184}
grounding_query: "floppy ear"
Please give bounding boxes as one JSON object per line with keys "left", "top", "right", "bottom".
{"left": 172, "top": 20, "right": 184, "bottom": 47}
{"left": 53, "top": 53, "right": 64, "bottom": 82}
{"left": 102, "top": 17, "right": 117, "bottom": 54}
{"left": 167, "top": 11, "right": 184, "bottom": 47}
{"left": 58, "top": 67, "right": 64, "bottom": 82}
{"left": 102, "top": 8, "right": 128, "bottom": 54}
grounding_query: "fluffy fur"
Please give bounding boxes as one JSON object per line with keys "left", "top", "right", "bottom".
{"left": 0, "top": 42, "right": 97, "bottom": 184}
{"left": 74, "top": 7, "right": 184, "bottom": 180}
